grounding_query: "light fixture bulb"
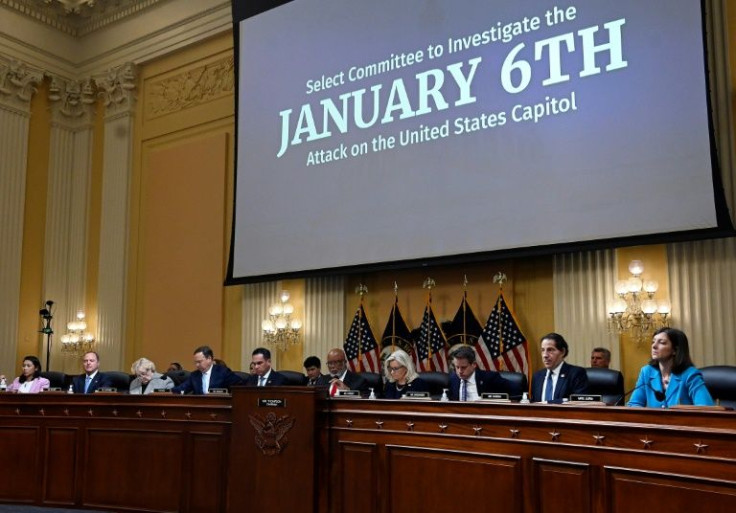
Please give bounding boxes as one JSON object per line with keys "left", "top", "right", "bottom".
{"left": 280, "top": 290, "right": 290, "bottom": 303}
{"left": 641, "top": 299, "right": 658, "bottom": 314}
{"left": 290, "top": 319, "right": 302, "bottom": 330}
{"left": 627, "top": 277, "right": 642, "bottom": 293}
{"left": 658, "top": 301, "right": 671, "bottom": 314}
{"left": 628, "top": 260, "right": 644, "bottom": 276}
{"left": 643, "top": 280, "right": 658, "bottom": 293}
{"left": 615, "top": 280, "right": 629, "bottom": 295}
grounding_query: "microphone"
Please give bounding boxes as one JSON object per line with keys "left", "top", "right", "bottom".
{"left": 614, "top": 381, "right": 666, "bottom": 406}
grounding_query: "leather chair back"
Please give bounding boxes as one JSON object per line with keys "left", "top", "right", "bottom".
{"left": 418, "top": 371, "right": 450, "bottom": 399}
{"left": 499, "top": 371, "right": 529, "bottom": 400}
{"left": 358, "top": 372, "right": 383, "bottom": 396}
{"left": 585, "top": 367, "right": 625, "bottom": 405}
{"left": 700, "top": 365, "right": 736, "bottom": 409}
{"left": 165, "top": 370, "right": 191, "bottom": 385}
{"left": 40, "top": 371, "right": 68, "bottom": 389}
{"left": 104, "top": 371, "right": 133, "bottom": 393}
{"left": 279, "top": 370, "right": 307, "bottom": 386}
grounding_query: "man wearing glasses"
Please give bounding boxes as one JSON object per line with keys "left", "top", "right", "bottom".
{"left": 325, "top": 348, "right": 368, "bottom": 396}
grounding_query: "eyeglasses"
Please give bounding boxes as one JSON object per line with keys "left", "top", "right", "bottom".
{"left": 388, "top": 366, "right": 404, "bottom": 373}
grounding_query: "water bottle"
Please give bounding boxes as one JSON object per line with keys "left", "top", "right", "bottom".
{"left": 0, "top": 377, "right": 7, "bottom": 392}
{"left": 440, "top": 388, "right": 449, "bottom": 402}
{"left": 67, "top": 384, "right": 74, "bottom": 394}
{"left": 368, "top": 388, "right": 376, "bottom": 400}
{"left": 520, "top": 391, "right": 530, "bottom": 404}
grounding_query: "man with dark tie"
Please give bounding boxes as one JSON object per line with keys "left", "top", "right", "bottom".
{"left": 304, "top": 356, "right": 328, "bottom": 386}
{"left": 245, "top": 347, "right": 286, "bottom": 387}
{"left": 72, "top": 351, "right": 112, "bottom": 394}
{"left": 172, "top": 345, "right": 243, "bottom": 394}
{"left": 448, "top": 345, "right": 516, "bottom": 401}
{"left": 325, "top": 347, "right": 368, "bottom": 396}
{"left": 531, "top": 333, "right": 589, "bottom": 403}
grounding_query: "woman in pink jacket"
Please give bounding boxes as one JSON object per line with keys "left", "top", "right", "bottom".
{"left": 3, "top": 356, "right": 50, "bottom": 393}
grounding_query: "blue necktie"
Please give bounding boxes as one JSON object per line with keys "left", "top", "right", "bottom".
{"left": 461, "top": 379, "right": 467, "bottom": 401}
{"left": 259, "top": 376, "right": 266, "bottom": 387}
{"left": 84, "top": 375, "right": 91, "bottom": 393}
{"left": 202, "top": 374, "right": 208, "bottom": 394}
{"left": 544, "top": 370, "right": 554, "bottom": 401}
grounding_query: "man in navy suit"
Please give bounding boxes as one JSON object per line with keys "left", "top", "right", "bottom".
{"left": 73, "top": 351, "right": 113, "bottom": 394}
{"left": 172, "top": 345, "right": 244, "bottom": 394}
{"left": 245, "top": 347, "right": 287, "bottom": 386}
{"left": 531, "top": 332, "right": 589, "bottom": 403}
{"left": 448, "top": 345, "right": 517, "bottom": 401}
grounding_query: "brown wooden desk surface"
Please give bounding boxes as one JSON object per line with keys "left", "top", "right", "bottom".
{"left": 1, "top": 392, "right": 735, "bottom": 513}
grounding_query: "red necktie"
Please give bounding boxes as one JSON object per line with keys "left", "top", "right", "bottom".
{"left": 330, "top": 382, "right": 338, "bottom": 397}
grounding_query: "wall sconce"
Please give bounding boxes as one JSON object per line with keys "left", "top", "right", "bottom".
{"left": 262, "top": 290, "right": 302, "bottom": 351}
{"left": 608, "top": 260, "right": 671, "bottom": 343}
{"left": 60, "top": 310, "right": 96, "bottom": 355}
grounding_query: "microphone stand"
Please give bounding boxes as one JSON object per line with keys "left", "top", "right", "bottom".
{"left": 39, "top": 300, "right": 54, "bottom": 371}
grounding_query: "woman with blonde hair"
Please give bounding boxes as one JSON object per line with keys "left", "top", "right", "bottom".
{"left": 129, "top": 357, "right": 174, "bottom": 394}
{"left": 383, "top": 349, "right": 428, "bottom": 399}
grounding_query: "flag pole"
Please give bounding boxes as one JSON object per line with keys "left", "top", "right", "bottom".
{"left": 492, "top": 272, "right": 507, "bottom": 371}
{"left": 462, "top": 275, "right": 468, "bottom": 345}
{"left": 356, "top": 284, "right": 368, "bottom": 373}
{"left": 422, "top": 277, "right": 436, "bottom": 368}
{"left": 391, "top": 281, "right": 398, "bottom": 352}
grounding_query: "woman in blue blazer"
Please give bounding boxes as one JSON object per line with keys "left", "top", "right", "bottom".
{"left": 628, "top": 327, "right": 713, "bottom": 408}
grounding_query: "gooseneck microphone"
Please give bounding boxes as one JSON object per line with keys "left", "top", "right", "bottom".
{"left": 614, "top": 381, "right": 666, "bottom": 406}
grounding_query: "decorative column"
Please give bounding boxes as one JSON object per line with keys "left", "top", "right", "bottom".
{"left": 95, "top": 63, "right": 136, "bottom": 371}
{"left": 0, "top": 59, "right": 43, "bottom": 372}
{"left": 242, "top": 282, "right": 279, "bottom": 369}
{"left": 305, "top": 275, "right": 345, "bottom": 363}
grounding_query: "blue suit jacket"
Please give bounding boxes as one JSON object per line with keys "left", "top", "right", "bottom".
{"left": 627, "top": 364, "right": 714, "bottom": 408}
{"left": 72, "top": 372, "right": 113, "bottom": 394}
{"left": 172, "top": 364, "right": 244, "bottom": 395}
{"left": 449, "top": 369, "right": 516, "bottom": 401}
{"left": 531, "top": 362, "right": 588, "bottom": 403}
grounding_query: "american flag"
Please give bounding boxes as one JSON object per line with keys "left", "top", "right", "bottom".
{"left": 476, "top": 292, "right": 529, "bottom": 374}
{"left": 414, "top": 304, "right": 449, "bottom": 372}
{"left": 344, "top": 304, "right": 380, "bottom": 372}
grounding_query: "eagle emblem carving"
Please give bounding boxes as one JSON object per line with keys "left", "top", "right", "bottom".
{"left": 248, "top": 412, "right": 295, "bottom": 456}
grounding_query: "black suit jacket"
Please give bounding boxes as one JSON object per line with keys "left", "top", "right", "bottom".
{"left": 383, "top": 376, "right": 429, "bottom": 399}
{"left": 172, "top": 364, "right": 244, "bottom": 395}
{"left": 339, "top": 370, "right": 369, "bottom": 393}
{"left": 245, "top": 370, "right": 287, "bottom": 387}
{"left": 449, "top": 370, "right": 516, "bottom": 400}
{"left": 72, "top": 372, "right": 113, "bottom": 394}
{"left": 306, "top": 373, "right": 330, "bottom": 386}
{"left": 531, "top": 362, "right": 589, "bottom": 403}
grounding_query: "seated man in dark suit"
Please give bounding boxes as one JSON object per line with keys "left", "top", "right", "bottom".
{"left": 325, "top": 347, "right": 368, "bottom": 396}
{"left": 73, "top": 351, "right": 113, "bottom": 394}
{"left": 304, "top": 356, "right": 328, "bottom": 386}
{"left": 531, "top": 332, "right": 589, "bottom": 403}
{"left": 245, "top": 347, "right": 287, "bottom": 386}
{"left": 172, "top": 345, "right": 243, "bottom": 394}
{"left": 449, "top": 345, "right": 517, "bottom": 401}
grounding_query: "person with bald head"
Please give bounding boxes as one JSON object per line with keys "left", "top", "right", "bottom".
{"left": 325, "top": 347, "right": 368, "bottom": 397}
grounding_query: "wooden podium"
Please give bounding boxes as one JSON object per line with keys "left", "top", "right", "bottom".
{"left": 227, "top": 386, "right": 323, "bottom": 513}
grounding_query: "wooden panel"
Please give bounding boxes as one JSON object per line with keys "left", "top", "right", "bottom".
{"left": 83, "top": 428, "right": 184, "bottom": 511}
{"left": 43, "top": 427, "right": 78, "bottom": 505}
{"left": 339, "top": 442, "right": 378, "bottom": 513}
{"left": 532, "top": 459, "right": 592, "bottom": 513}
{"left": 607, "top": 468, "right": 736, "bottom": 513}
{"left": 0, "top": 427, "right": 40, "bottom": 502}
{"left": 188, "top": 432, "right": 227, "bottom": 513}
{"left": 387, "top": 446, "right": 521, "bottom": 513}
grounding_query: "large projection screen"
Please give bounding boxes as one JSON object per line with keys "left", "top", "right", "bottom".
{"left": 228, "top": 0, "right": 732, "bottom": 283}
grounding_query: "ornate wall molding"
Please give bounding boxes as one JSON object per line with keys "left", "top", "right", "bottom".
{"left": 96, "top": 62, "right": 137, "bottom": 118}
{"left": 48, "top": 75, "right": 96, "bottom": 127}
{"left": 0, "top": 59, "right": 43, "bottom": 112}
{"left": 145, "top": 54, "right": 233, "bottom": 119}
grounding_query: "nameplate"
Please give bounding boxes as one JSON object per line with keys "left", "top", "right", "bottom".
{"left": 402, "top": 391, "right": 430, "bottom": 400}
{"left": 43, "top": 387, "right": 63, "bottom": 392}
{"left": 258, "top": 398, "right": 285, "bottom": 408}
{"left": 95, "top": 387, "right": 117, "bottom": 393}
{"left": 336, "top": 389, "right": 361, "bottom": 398}
{"left": 153, "top": 388, "right": 172, "bottom": 393}
{"left": 479, "top": 393, "right": 510, "bottom": 402}
{"left": 570, "top": 394, "right": 602, "bottom": 402}
{"left": 208, "top": 388, "right": 229, "bottom": 395}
